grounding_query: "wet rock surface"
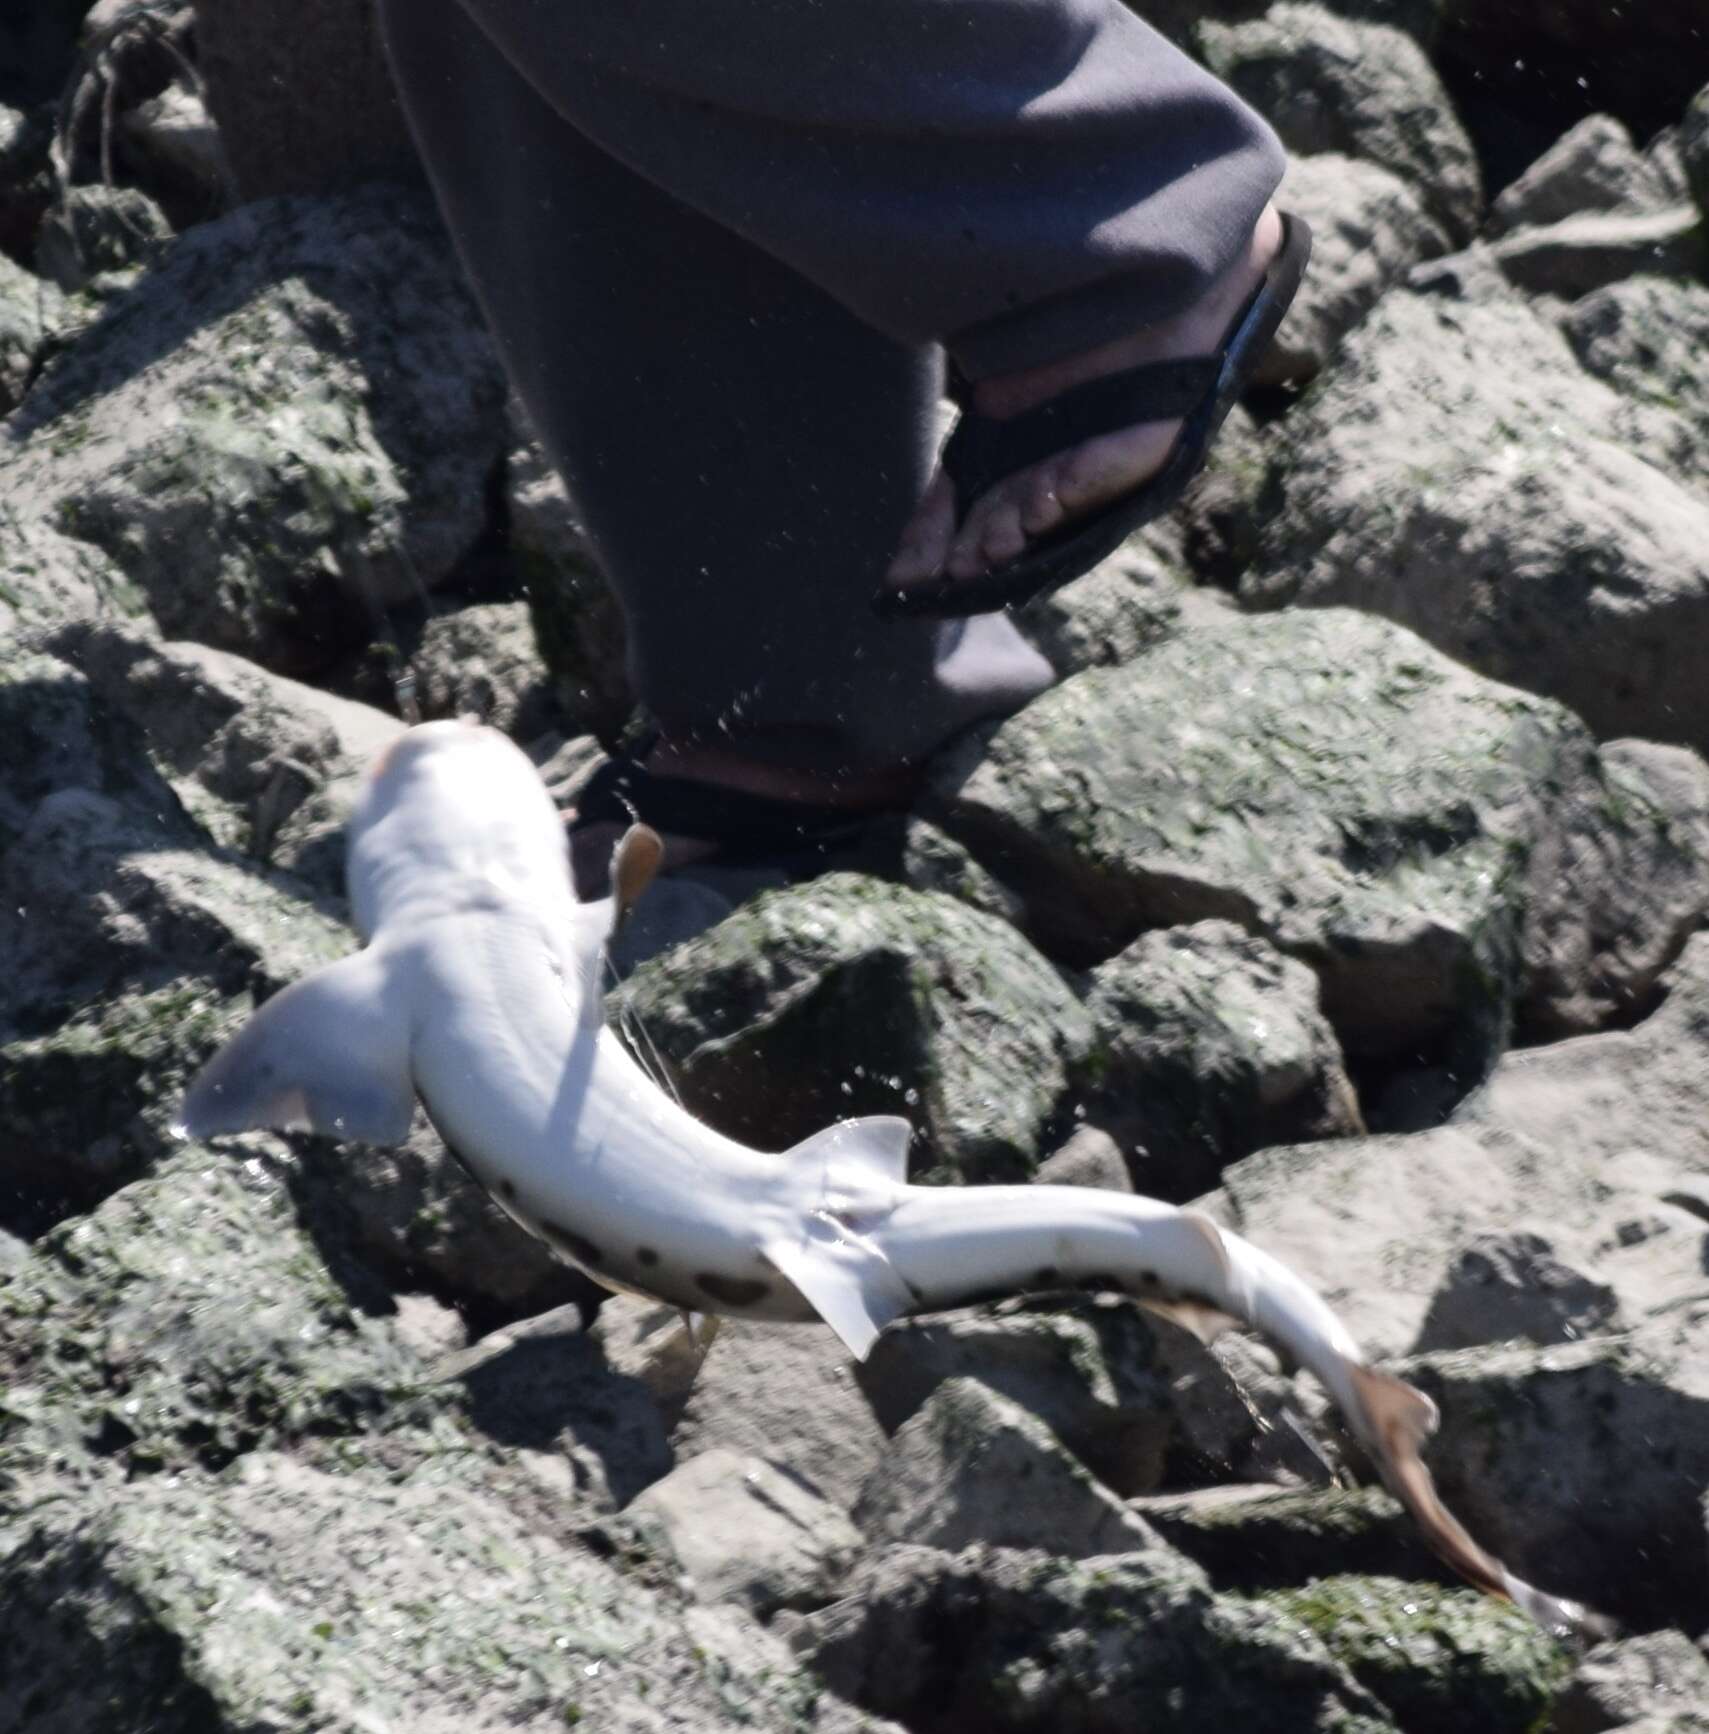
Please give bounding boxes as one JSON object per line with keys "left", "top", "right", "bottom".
{"left": 5, "top": 13, "right": 1709, "bottom": 1734}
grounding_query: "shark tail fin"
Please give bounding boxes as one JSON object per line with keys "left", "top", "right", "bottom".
{"left": 176, "top": 945, "right": 416, "bottom": 1146}
{"left": 762, "top": 1115, "right": 918, "bottom": 1360}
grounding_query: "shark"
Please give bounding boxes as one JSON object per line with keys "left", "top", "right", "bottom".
{"left": 179, "top": 719, "right": 1599, "bottom": 1637}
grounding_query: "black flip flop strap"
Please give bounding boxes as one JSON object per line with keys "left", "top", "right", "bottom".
{"left": 575, "top": 758, "right": 870, "bottom": 856}
{"left": 941, "top": 354, "right": 1221, "bottom": 509}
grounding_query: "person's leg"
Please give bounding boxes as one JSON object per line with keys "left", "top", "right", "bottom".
{"left": 426, "top": 0, "right": 1288, "bottom": 601}
{"left": 379, "top": 0, "right": 1052, "bottom": 801}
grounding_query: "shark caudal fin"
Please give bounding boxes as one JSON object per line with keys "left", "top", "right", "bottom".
{"left": 177, "top": 946, "right": 416, "bottom": 1146}
{"left": 764, "top": 1116, "right": 918, "bottom": 1360}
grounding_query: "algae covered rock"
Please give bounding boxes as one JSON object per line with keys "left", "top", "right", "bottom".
{"left": 0, "top": 185, "right": 506, "bottom": 667}
{"left": 1077, "top": 920, "right": 1361, "bottom": 1199}
{"left": 613, "top": 872, "right": 1092, "bottom": 1184}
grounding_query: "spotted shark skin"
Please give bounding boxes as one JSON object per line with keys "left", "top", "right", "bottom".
{"left": 178, "top": 720, "right": 1602, "bottom": 1639}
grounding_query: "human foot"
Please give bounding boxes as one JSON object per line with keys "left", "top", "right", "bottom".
{"left": 881, "top": 204, "right": 1292, "bottom": 608}
{"left": 567, "top": 740, "right": 918, "bottom": 899}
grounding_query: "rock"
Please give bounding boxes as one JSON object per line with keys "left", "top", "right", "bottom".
{"left": 117, "top": 82, "right": 231, "bottom": 218}
{"left": 408, "top": 600, "right": 557, "bottom": 739}
{"left": 0, "top": 101, "right": 54, "bottom": 257}
{"left": 1266, "top": 151, "right": 1451, "bottom": 380}
{"left": 857, "top": 1300, "right": 1179, "bottom": 1498}
{"left": 589, "top": 1295, "right": 720, "bottom": 1425}
{"left": 1135, "top": 1484, "right": 1450, "bottom": 1590}
{"left": 0, "top": 1450, "right": 842, "bottom": 1731}
{"left": 1561, "top": 278, "right": 1709, "bottom": 494}
{"left": 928, "top": 608, "right": 1704, "bottom": 1072}
{"left": 1486, "top": 206, "right": 1708, "bottom": 301}
{"left": 899, "top": 815, "right": 1029, "bottom": 927}
{"left": 1685, "top": 85, "right": 1709, "bottom": 217}
{"left": 1076, "top": 920, "right": 1361, "bottom": 1200}
{"left": 1011, "top": 541, "right": 1212, "bottom": 676}
{"left": 1033, "top": 1125, "right": 1133, "bottom": 1192}
{"left": 1402, "top": 1308, "right": 1709, "bottom": 1630}
{"left": 1489, "top": 116, "right": 1676, "bottom": 233}
{"left": 34, "top": 184, "right": 173, "bottom": 293}
{"left": 854, "top": 1377, "right": 1159, "bottom": 1558}
{"left": 1200, "top": 3, "right": 1482, "bottom": 242}
{"left": 799, "top": 1542, "right": 1393, "bottom": 1730}
{"left": 1200, "top": 933, "right": 1709, "bottom": 1361}
{"left": 670, "top": 1318, "right": 890, "bottom": 1511}
{"left": 630, "top": 1447, "right": 863, "bottom": 1615}
{"left": 613, "top": 874, "right": 1091, "bottom": 1185}
{"left": 1412, "top": 1231, "right": 1622, "bottom": 1352}
{"left": 1262, "top": 1575, "right": 1571, "bottom": 1731}
{"left": 509, "top": 414, "right": 633, "bottom": 745}
{"left": 1244, "top": 286, "right": 1709, "bottom": 757}
{"left": 1, "top": 186, "right": 507, "bottom": 669}
{"left": 434, "top": 1304, "right": 672, "bottom": 1511}
{"left": 0, "top": 251, "right": 61, "bottom": 414}
{"left": 1554, "top": 1631, "right": 1709, "bottom": 1734}
{"left": 191, "top": 0, "right": 420, "bottom": 200}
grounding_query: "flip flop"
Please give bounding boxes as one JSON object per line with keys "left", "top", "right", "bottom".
{"left": 570, "top": 751, "right": 878, "bottom": 870}
{"left": 872, "top": 211, "right": 1311, "bottom": 620}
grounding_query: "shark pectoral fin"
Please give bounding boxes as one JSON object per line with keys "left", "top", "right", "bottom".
{"left": 785, "top": 1116, "right": 914, "bottom": 1189}
{"left": 1135, "top": 1295, "right": 1242, "bottom": 1345}
{"left": 763, "top": 1222, "right": 916, "bottom": 1361}
{"left": 177, "top": 947, "right": 416, "bottom": 1146}
{"left": 611, "top": 823, "right": 664, "bottom": 933}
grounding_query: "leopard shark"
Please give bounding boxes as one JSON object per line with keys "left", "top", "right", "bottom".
{"left": 178, "top": 719, "right": 1598, "bottom": 1637}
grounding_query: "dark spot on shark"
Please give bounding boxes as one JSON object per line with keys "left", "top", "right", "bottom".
{"left": 1033, "top": 1266, "right": 1061, "bottom": 1288}
{"left": 543, "top": 1222, "right": 605, "bottom": 1269}
{"left": 1137, "top": 1270, "right": 1161, "bottom": 1287}
{"left": 697, "top": 1272, "right": 771, "bottom": 1308}
{"left": 637, "top": 1247, "right": 660, "bottom": 1268}
{"left": 498, "top": 1178, "right": 517, "bottom": 1200}
{"left": 1077, "top": 1273, "right": 1125, "bottom": 1294}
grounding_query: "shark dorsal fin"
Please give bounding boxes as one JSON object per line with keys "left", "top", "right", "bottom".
{"left": 784, "top": 1115, "right": 913, "bottom": 1187}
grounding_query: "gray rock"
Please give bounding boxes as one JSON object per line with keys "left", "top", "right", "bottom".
{"left": 630, "top": 1447, "right": 863, "bottom": 1615}
{"left": 509, "top": 412, "right": 633, "bottom": 745}
{"left": 857, "top": 1300, "right": 1178, "bottom": 1498}
{"left": 1032, "top": 1125, "right": 1133, "bottom": 1192}
{"left": 853, "top": 1376, "right": 1159, "bottom": 1558}
{"left": 1, "top": 186, "right": 507, "bottom": 668}
{"left": 670, "top": 1318, "right": 890, "bottom": 1511}
{"left": 1555, "top": 1631, "right": 1709, "bottom": 1734}
{"left": 1561, "top": 277, "right": 1709, "bottom": 494}
{"left": 1412, "top": 1231, "right": 1622, "bottom": 1353}
{"left": 799, "top": 1542, "right": 1393, "bottom": 1730}
{"left": 34, "top": 185, "right": 173, "bottom": 294}
{"left": 1135, "top": 1483, "right": 1450, "bottom": 1590}
{"left": 1077, "top": 920, "right": 1362, "bottom": 1199}
{"left": 1011, "top": 540, "right": 1212, "bottom": 676}
{"left": 589, "top": 1294, "right": 721, "bottom": 1426}
{"left": 0, "top": 1450, "right": 839, "bottom": 1732}
{"left": 117, "top": 81, "right": 232, "bottom": 215}
{"left": 0, "top": 251, "right": 62, "bottom": 415}
{"left": 613, "top": 874, "right": 1092, "bottom": 1185}
{"left": 928, "top": 607, "right": 1700, "bottom": 1070}
{"left": 1402, "top": 1308, "right": 1709, "bottom": 1630}
{"left": 1489, "top": 116, "right": 1674, "bottom": 234}
{"left": 409, "top": 600, "right": 556, "bottom": 739}
{"left": 1486, "top": 205, "right": 1708, "bottom": 301}
{"left": 1244, "top": 286, "right": 1709, "bottom": 756}
{"left": 1267, "top": 151, "right": 1451, "bottom": 380}
{"left": 1686, "top": 85, "right": 1709, "bottom": 218}
{"left": 1200, "top": 3, "right": 1482, "bottom": 242}
{"left": 899, "top": 815, "right": 1029, "bottom": 926}
{"left": 1200, "top": 933, "right": 1709, "bottom": 1362}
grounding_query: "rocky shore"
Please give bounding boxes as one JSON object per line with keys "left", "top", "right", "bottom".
{"left": 3, "top": 3, "right": 1709, "bottom": 1729}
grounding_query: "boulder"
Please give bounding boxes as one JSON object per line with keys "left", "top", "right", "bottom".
{"left": 1244, "top": 285, "right": 1709, "bottom": 756}
{"left": 799, "top": 1541, "right": 1394, "bottom": 1731}
{"left": 1485, "top": 206, "right": 1707, "bottom": 301}
{"left": 1200, "top": 3, "right": 1482, "bottom": 242}
{"left": 1266, "top": 150, "right": 1451, "bottom": 380}
{"left": 0, "top": 251, "right": 61, "bottom": 413}
{"left": 1489, "top": 116, "right": 1682, "bottom": 234}
{"left": 926, "top": 609, "right": 1708, "bottom": 1071}
{"left": 1199, "top": 935, "right": 1709, "bottom": 1360}
{"left": 1075, "top": 919, "right": 1361, "bottom": 1200}
{"left": 0, "top": 1450, "right": 844, "bottom": 1731}
{"left": 407, "top": 600, "right": 557, "bottom": 740}
{"left": 34, "top": 185, "right": 173, "bottom": 294}
{"left": 0, "top": 186, "right": 507, "bottom": 668}
{"left": 1554, "top": 1631, "right": 1709, "bottom": 1734}
{"left": 629, "top": 1447, "right": 863, "bottom": 1615}
{"left": 613, "top": 874, "right": 1092, "bottom": 1185}
{"left": 852, "top": 1376, "right": 1160, "bottom": 1558}
{"left": 1412, "top": 1231, "right": 1622, "bottom": 1352}
{"left": 1685, "top": 85, "right": 1709, "bottom": 218}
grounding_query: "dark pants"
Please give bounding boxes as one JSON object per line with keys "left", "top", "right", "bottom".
{"left": 378, "top": 0, "right": 1283, "bottom": 772}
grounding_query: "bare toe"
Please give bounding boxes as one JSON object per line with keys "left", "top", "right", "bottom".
{"left": 979, "top": 498, "right": 1028, "bottom": 567}
{"left": 1020, "top": 464, "right": 1067, "bottom": 537}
